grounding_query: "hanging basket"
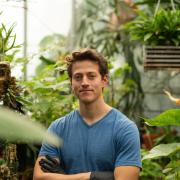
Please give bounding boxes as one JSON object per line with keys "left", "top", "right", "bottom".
{"left": 144, "top": 46, "right": 180, "bottom": 70}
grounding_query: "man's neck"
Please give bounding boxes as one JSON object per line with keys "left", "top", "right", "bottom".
{"left": 79, "top": 99, "right": 112, "bottom": 125}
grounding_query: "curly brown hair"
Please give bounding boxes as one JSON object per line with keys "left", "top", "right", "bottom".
{"left": 65, "top": 48, "right": 109, "bottom": 79}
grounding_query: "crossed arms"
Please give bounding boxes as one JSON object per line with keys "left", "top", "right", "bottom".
{"left": 33, "top": 156, "right": 140, "bottom": 180}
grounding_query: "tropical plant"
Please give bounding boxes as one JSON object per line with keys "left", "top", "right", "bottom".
{"left": 124, "top": 1, "right": 180, "bottom": 46}
{"left": 0, "top": 17, "right": 24, "bottom": 112}
{"left": 0, "top": 22, "right": 21, "bottom": 62}
{"left": 16, "top": 32, "right": 77, "bottom": 126}
{"left": 141, "top": 109, "right": 180, "bottom": 179}
{"left": 21, "top": 62, "right": 77, "bottom": 127}
{"left": 0, "top": 18, "right": 39, "bottom": 179}
{"left": 140, "top": 149, "right": 164, "bottom": 179}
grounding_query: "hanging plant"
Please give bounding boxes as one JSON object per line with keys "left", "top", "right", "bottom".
{"left": 124, "top": 0, "right": 180, "bottom": 46}
{"left": 124, "top": 0, "right": 180, "bottom": 70}
{"left": 0, "top": 20, "right": 24, "bottom": 111}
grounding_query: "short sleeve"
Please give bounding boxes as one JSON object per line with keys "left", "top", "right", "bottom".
{"left": 114, "top": 122, "right": 142, "bottom": 168}
{"left": 38, "top": 120, "right": 61, "bottom": 158}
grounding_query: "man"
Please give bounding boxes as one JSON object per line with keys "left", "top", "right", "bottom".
{"left": 33, "top": 48, "right": 142, "bottom": 180}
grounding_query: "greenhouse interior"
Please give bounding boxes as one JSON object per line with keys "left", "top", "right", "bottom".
{"left": 0, "top": 0, "right": 180, "bottom": 179}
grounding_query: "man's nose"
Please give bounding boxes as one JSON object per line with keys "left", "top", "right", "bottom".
{"left": 81, "top": 76, "right": 89, "bottom": 86}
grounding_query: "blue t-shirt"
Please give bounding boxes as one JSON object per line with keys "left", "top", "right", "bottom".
{"left": 39, "top": 108, "right": 142, "bottom": 174}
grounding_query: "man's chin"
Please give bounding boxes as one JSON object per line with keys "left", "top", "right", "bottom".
{"left": 79, "top": 98, "right": 94, "bottom": 104}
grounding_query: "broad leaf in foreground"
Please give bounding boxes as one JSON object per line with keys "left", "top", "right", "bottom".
{"left": 142, "top": 143, "right": 180, "bottom": 160}
{"left": 142, "top": 109, "right": 180, "bottom": 126}
{"left": 0, "top": 107, "right": 61, "bottom": 147}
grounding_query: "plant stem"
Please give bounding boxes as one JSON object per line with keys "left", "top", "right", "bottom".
{"left": 154, "top": 0, "right": 161, "bottom": 17}
{"left": 170, "top": 0, "right": 176, "bottom": 11}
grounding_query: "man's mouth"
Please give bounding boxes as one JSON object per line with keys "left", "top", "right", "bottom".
{"left": 79, "top": 90, "right": 93, "bottom": 92}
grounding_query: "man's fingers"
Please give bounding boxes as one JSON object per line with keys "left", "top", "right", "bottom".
{"left": 40, "top": 166, "right": 49, "bottom": 173}
{"left": 39, "top": 158, "right": 54, "bottom": 167}
{"left": 39, "top": 159, "right": 54, "bottom": 170}
{"left": 45, "top": 155, "right": 59, "bottom": 165}
{"left": 39, "top": 161, "right": 54, "bottom": 172}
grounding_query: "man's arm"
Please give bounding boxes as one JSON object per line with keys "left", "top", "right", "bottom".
{"left": 38, "top": 155, "right": 115, "bottom": 180}
{"left": 114, "top": 166, "right": 140, "bottom": 180}
{"left": 33, "top": 156, "right": 91, "bottom": 180}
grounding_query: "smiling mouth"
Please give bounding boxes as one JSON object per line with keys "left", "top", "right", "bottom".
{"left": 79, "top": 90, "right": 93, "bottom": 92}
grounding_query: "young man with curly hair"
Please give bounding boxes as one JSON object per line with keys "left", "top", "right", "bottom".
{"left": 33, "top": 48, "right": 142, "bottom": 180}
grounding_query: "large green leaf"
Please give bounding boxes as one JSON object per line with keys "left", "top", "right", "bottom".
{"left": 143, "top": 109, "right": 180, "bottom": 126}
{"left": 0, "top": 107, "right": 61, "bottom": 147}
{"left": 142, "top": 143, "right": 180, "bottom": 160}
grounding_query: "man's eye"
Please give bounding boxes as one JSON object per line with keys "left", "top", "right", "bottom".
{"left": 89, "top": 75, "right": 96, "bottom": 79}
{"left": 74, "top": 75, "right": 82, "bottom": 80}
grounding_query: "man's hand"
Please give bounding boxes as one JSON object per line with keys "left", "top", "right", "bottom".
{"left": 39, "top": 155, "right": 114, "bottom": 180}
{"left": 39, "top": 155, "right": 65, "bottom": 174}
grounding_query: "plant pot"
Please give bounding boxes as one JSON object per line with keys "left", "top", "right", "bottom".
{"left": 144, "top": 46, "right": 180, "bottom": 70}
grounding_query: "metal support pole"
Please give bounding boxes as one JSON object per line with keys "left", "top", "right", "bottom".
{"left": 23, "top": 0, "right": 27, "bottom": 80}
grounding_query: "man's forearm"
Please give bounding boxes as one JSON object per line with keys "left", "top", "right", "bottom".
{"left": 33, "top": 172, "right": 91, "bottom": 180}
{"left": 38, "top": 155, "right": 114, "bottom": 180}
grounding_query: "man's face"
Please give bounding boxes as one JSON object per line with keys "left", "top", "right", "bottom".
{"left": 71, "top": 60, "right": 108, "bottom": 104}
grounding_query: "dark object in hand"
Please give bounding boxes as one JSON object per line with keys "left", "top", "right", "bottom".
{"left": 90, "top": 171, "right": 114, "bottom": 180}
{"left": 39, "top": 155, "right": 65, "bottom": 174}
{"left": 39, "top": 155, "right": 114, "bottom": 179}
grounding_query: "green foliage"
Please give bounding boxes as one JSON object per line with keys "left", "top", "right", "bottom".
{"left": 143, "top": 143, "right": 180, "bottom": 160}
{"left": 142, "top": 109, "right": 180, "bottom": 179}
{"left": 21, "top": 63, "right": 77, "bottom": 126}
{"left": 140, "top": 149, "right": 164, "bottom": 179}
{"left": 143, "top": 109, "right": 180, "bottom": 126}
{"left": 124, "top": 9, "right": 180, "bottom": 46}
{"left": 0, "top": 107, "right": 61, "bottom": 146}
{"left": 0, "top": 23, "right": 21, "bottom": 62}
{"left": 135, "top": 0, "right": 180, "bottom": 6}
{"left": 14, "top": 32, "right": 77, "bottom": 126}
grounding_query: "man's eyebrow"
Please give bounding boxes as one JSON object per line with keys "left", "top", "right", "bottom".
{"left": 73, "top": 71, "right": 97, "bottom": 75}
{"left": 73, "top": 73, "right": 82, "bottom": 76}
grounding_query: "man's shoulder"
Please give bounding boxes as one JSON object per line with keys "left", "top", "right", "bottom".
{"left": 48, "top": 110, "right": 77, "bottom": 135}
{"left": 53, "top": 110, "right": 77, "bottom": 124}
{"left": 110, "top": 108, "right": 139, "bottom": 134}
{"left": 111, "top": 108, "right": 133, "bottom": 124}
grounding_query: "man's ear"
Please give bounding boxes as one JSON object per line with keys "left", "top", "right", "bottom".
{"left": 102, "top": 74, "right": 109, "bottom": 86}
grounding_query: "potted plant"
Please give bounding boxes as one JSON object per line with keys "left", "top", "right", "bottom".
{"left": 123, "top": 0, "right": 180, "bottom": 70}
